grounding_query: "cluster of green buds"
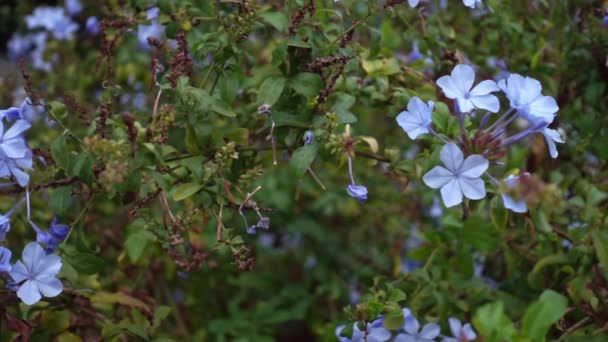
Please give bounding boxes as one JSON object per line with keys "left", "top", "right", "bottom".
{"left": 98, "top": 160, "right": 129, "bottom": 193}
{"left": 83, "top": 135, "right": 127, "bottom": 161}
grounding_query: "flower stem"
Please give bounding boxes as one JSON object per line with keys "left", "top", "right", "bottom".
{"left": 347, "top": 155, "right": 356, "bottom": 185}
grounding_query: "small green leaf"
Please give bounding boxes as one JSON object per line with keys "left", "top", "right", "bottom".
{"left": 521, "top": 290, "right": 568, "bottom": 340}
{"left": 126, "top": 230, "right": 155, "bottom": 262}
{"left": 257, "top": 76, "right": 286, "bottom": 105}
{"left": 65, "top": 252, "right": 105, "bottom": 275}
{"left": 48, "top": 186, "right": 72, "bottom": 217}
{"left": 290, "top": 145, "right": 318, "bottom": 177}
{"left": 153, "top": 306, "right": 172, "bottom": 330}
{"left": 51, "top": 135, "right": 70, "bottom": 171}
{"left": 473, "top": 301, "right": 516, "bottom": 342}
{"left": 592, "top": 230, "right": 608, "bottom": 273}
{"left": 290, "top": 73, "right": 323, "bottom": 97}
{"left": 260, "top": 12, "right": 288, "bottom": 33}
{"left": 173, "top": 182, "right": 203, "bottom": 201}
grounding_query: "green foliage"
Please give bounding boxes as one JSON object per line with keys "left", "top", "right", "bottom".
{"left": 0, "top": 0, "right": 606, "bottom": 341}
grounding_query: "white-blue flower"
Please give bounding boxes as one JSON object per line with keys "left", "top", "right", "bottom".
{"left": 443, "top": 317, "right": 477, "bottom": 342}
{"left": 500, "top": 174, "right": 528, "bottom": 213}
{"left": 541, "top": 127, "right": 564, "bottom": 159}
{"left": 395, "top": 308, "right": 441, "bottom": 342}
{"left": 0, "top": 118, "right": 31, "bottom": 159}
{"left": 408, "top": 0, "right": 420, "bottom": 7}
{"left": 336, "top": 319, "right": 391, "bottom": 342}
{"left": 497, "top": 74, "right": 559, "bottom": 126}
{"left": 9, "top": 242, "right": 63, "bottom": 305}
{"left": 0, "top": 246, "right": 11, "bottom": 273}
{"left": 462, "top": 0, "right": 482, "bottom": 8}
{"left": 0, "top": 149, "right": 33, "bottom": 187}
{"left": 436, "top": 64, "right": 500, "bottom": 113}
{"left": 396, "top": 97, "right": 434, "bottom": 140}
{"left": 423, "top": 143, "right": 489, "bottom": 208}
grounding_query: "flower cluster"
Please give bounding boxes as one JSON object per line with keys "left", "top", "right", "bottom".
{"left": 397, "top": 64, "right": 563, "bottom": 212}
{"left": 8, "top": 1, "right": 98, "bottom": 72}
{"left": 336, "top": 308, "right": 476, "bottom": 342}
{"left": 408, "top": 0, "right": 482, "bottom": 9}
{"left": 0, "top": 100, "right": 68, "bottom": 305}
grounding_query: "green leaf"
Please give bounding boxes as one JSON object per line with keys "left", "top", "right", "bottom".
{"left": 65, "top": 252, "right": 105, "bottom": 275}
{"left": 473, "top": 301, "right": 516, "bottom": 342}
{"left": 257, "top": 76, "right": 286, "bottom": 105}
{"left": 125, "top": 230, "right": 156, "bottom": 262}
{"left": 521, "top": 290, "right": 568, "bottom": 340}
{"left": 51, "top": 135, "right": 70, "bottom": 171}
{"left": 210, "top": 99, "right": 236, "bottom": 117}
{"left": 432, "top": 102, "right": 459, "bottom": 137}
{"left": 462, "top": 214, "right": 499, "bottom": 253}
{"left": 153, "top": 306, "right": 172, "bottom": 330}
{"left": 290, "top": 73, "right": 323, "bottom": 97}
{"left": 48, "top": 186, "right": 73, "bottom": 217}
{"left": 173, "top": 182, "right": 203, "bottom": 201}
{"left": 260, "top": 12, "right": 288, "bottom": 33}
{"left": 290, "top": 145, "right": 318, "bottom": 177}
{"left": 592, "top": 230, "right": 608, "bottom": 273}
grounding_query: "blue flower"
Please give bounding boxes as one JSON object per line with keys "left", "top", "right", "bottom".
{"left": 347, "top": 184, "right": 368, "bottom": 202}
{"left": 462, "top": 0, "right": 482, "bottom": 8}
{"left": 0, "top": 118, "right": 31, "bottom": 159}
{"left": 436, "top": 64, "right": 500, "bottom": 113}
{"left": 336, "top": 318, "right": 391, "bottom": 342}
{"left": 443, "top": 317, "right": 477, "bottom": 342}
{"left": 0, "top": 246, "right": 11, "bottom": 273}
{"left": 9, "top": 242, "right": 63, "bottom": 305}
{"left": 65, "top": 0, "right": 83, "bottom": 16}
{"left": 32, "top": 218, "right": 70, "bottom": 253}
{"left": 0, "top": 214, "right": 11, "bottom": 241}
{"left": 396, "top": 97, "right": 434, "bottom": 140}
{"left": 7, "top": 33, "right": 33, "bottom": 61}
{"left": 395, "top": 308, "right": 441, "bottom": 342}
{"left": 19, "top": 97, "right": 46, "bottom": 123}
{"left": 500, "top": 174, "right": 528, "bottom": 213}
{"left": 86, "top": 16, "right": 100, "bottom": 35}
{"left": 0, "top": 107, "right": 20, "bottom": 121}
{"left": 26, "top": 7, "right": 79, "bottom": 41}
{"left": 137, "top": 7, "right": 165, "bottom": 48}
{"left": 304, "top": 131, "right": 315, "bottom": 145}
{"left": 497, "top": 74, "right": 559, "bottom": 126}
{"left": 408, "top": 0, "right": 420, "bottom": 8}
{"left": 423, "top": 143, "right": 488, "bottom": 208}
{"left": 541, "top": 127, "right": 564, "bottom": 159}
{"left": 0, "top": 149, "right": 33, "bottom": 187}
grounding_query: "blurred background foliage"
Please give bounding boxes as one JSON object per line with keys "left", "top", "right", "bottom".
{"left": 0, "top": 0, "right": 607, "bottom": 341}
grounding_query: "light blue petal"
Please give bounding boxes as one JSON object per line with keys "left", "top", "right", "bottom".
{"left": 3, "top": 120, "right": 31, "bottom": 141}
{"left": 448, "top": 318, "right": 462, "bottom": 337}
{"left": 403, "top": 314, "right": 420, "bottom": 335}
{"left": 462, "top": 323, "right": 477, "bottom": 340}
{"left": 423, "top": 166, "right": 453, "bottom": 189}
{"left": 34, "top": 275, "right": 63, "bottom": 297}
{"left": 440, "top": 143, "right": 464, "bottom": 172}
{"left": 22, "top": 242, "right": 46, "bottom": 273}
{"left": 436, "top": 75, "right": 462, "bottom": 99}
{"left": 459, "top": 155, "right": 489, "bottom": 178}
{"left": 394, "top": 334, "right": 417, "bottom": 342}
{"left": 9, "top": 261, "right": 29, "bottom": 283}
{"left": 420, "top": 323, "right": 441, "bottom": 339}
{"left": 36, "top": 254, "right": 62, "bottom": 277}
{"left": 470, "top": 80, "right": 499, "bottom": 96}
{"left": 9, "top": 166, "right": 30, "bottom": 187}
{"left": 17, "top": 280, "right": 42, "bottom": 305}
{"left": 451, "top": 64, "right": 475, "bottom": 94}
{"left": 471, "top": 94, "right": 500, "bottom": 113}
{"left": 1, "top": 140, "right": 28, "bottom": 159}
{"left": 458, "top": 177, "right": 486, "bottom": 200}
{"left": 501, "top": 193, "right": 527, "bottom": 213}
{"left": 457, "top": 98, "right": 475, "bottom": 113}
{"left": 408, "top": 0, "right": 420, "bottom": 7}
{"left": 440, "top": 178, "right": 463, "bottom": 207}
